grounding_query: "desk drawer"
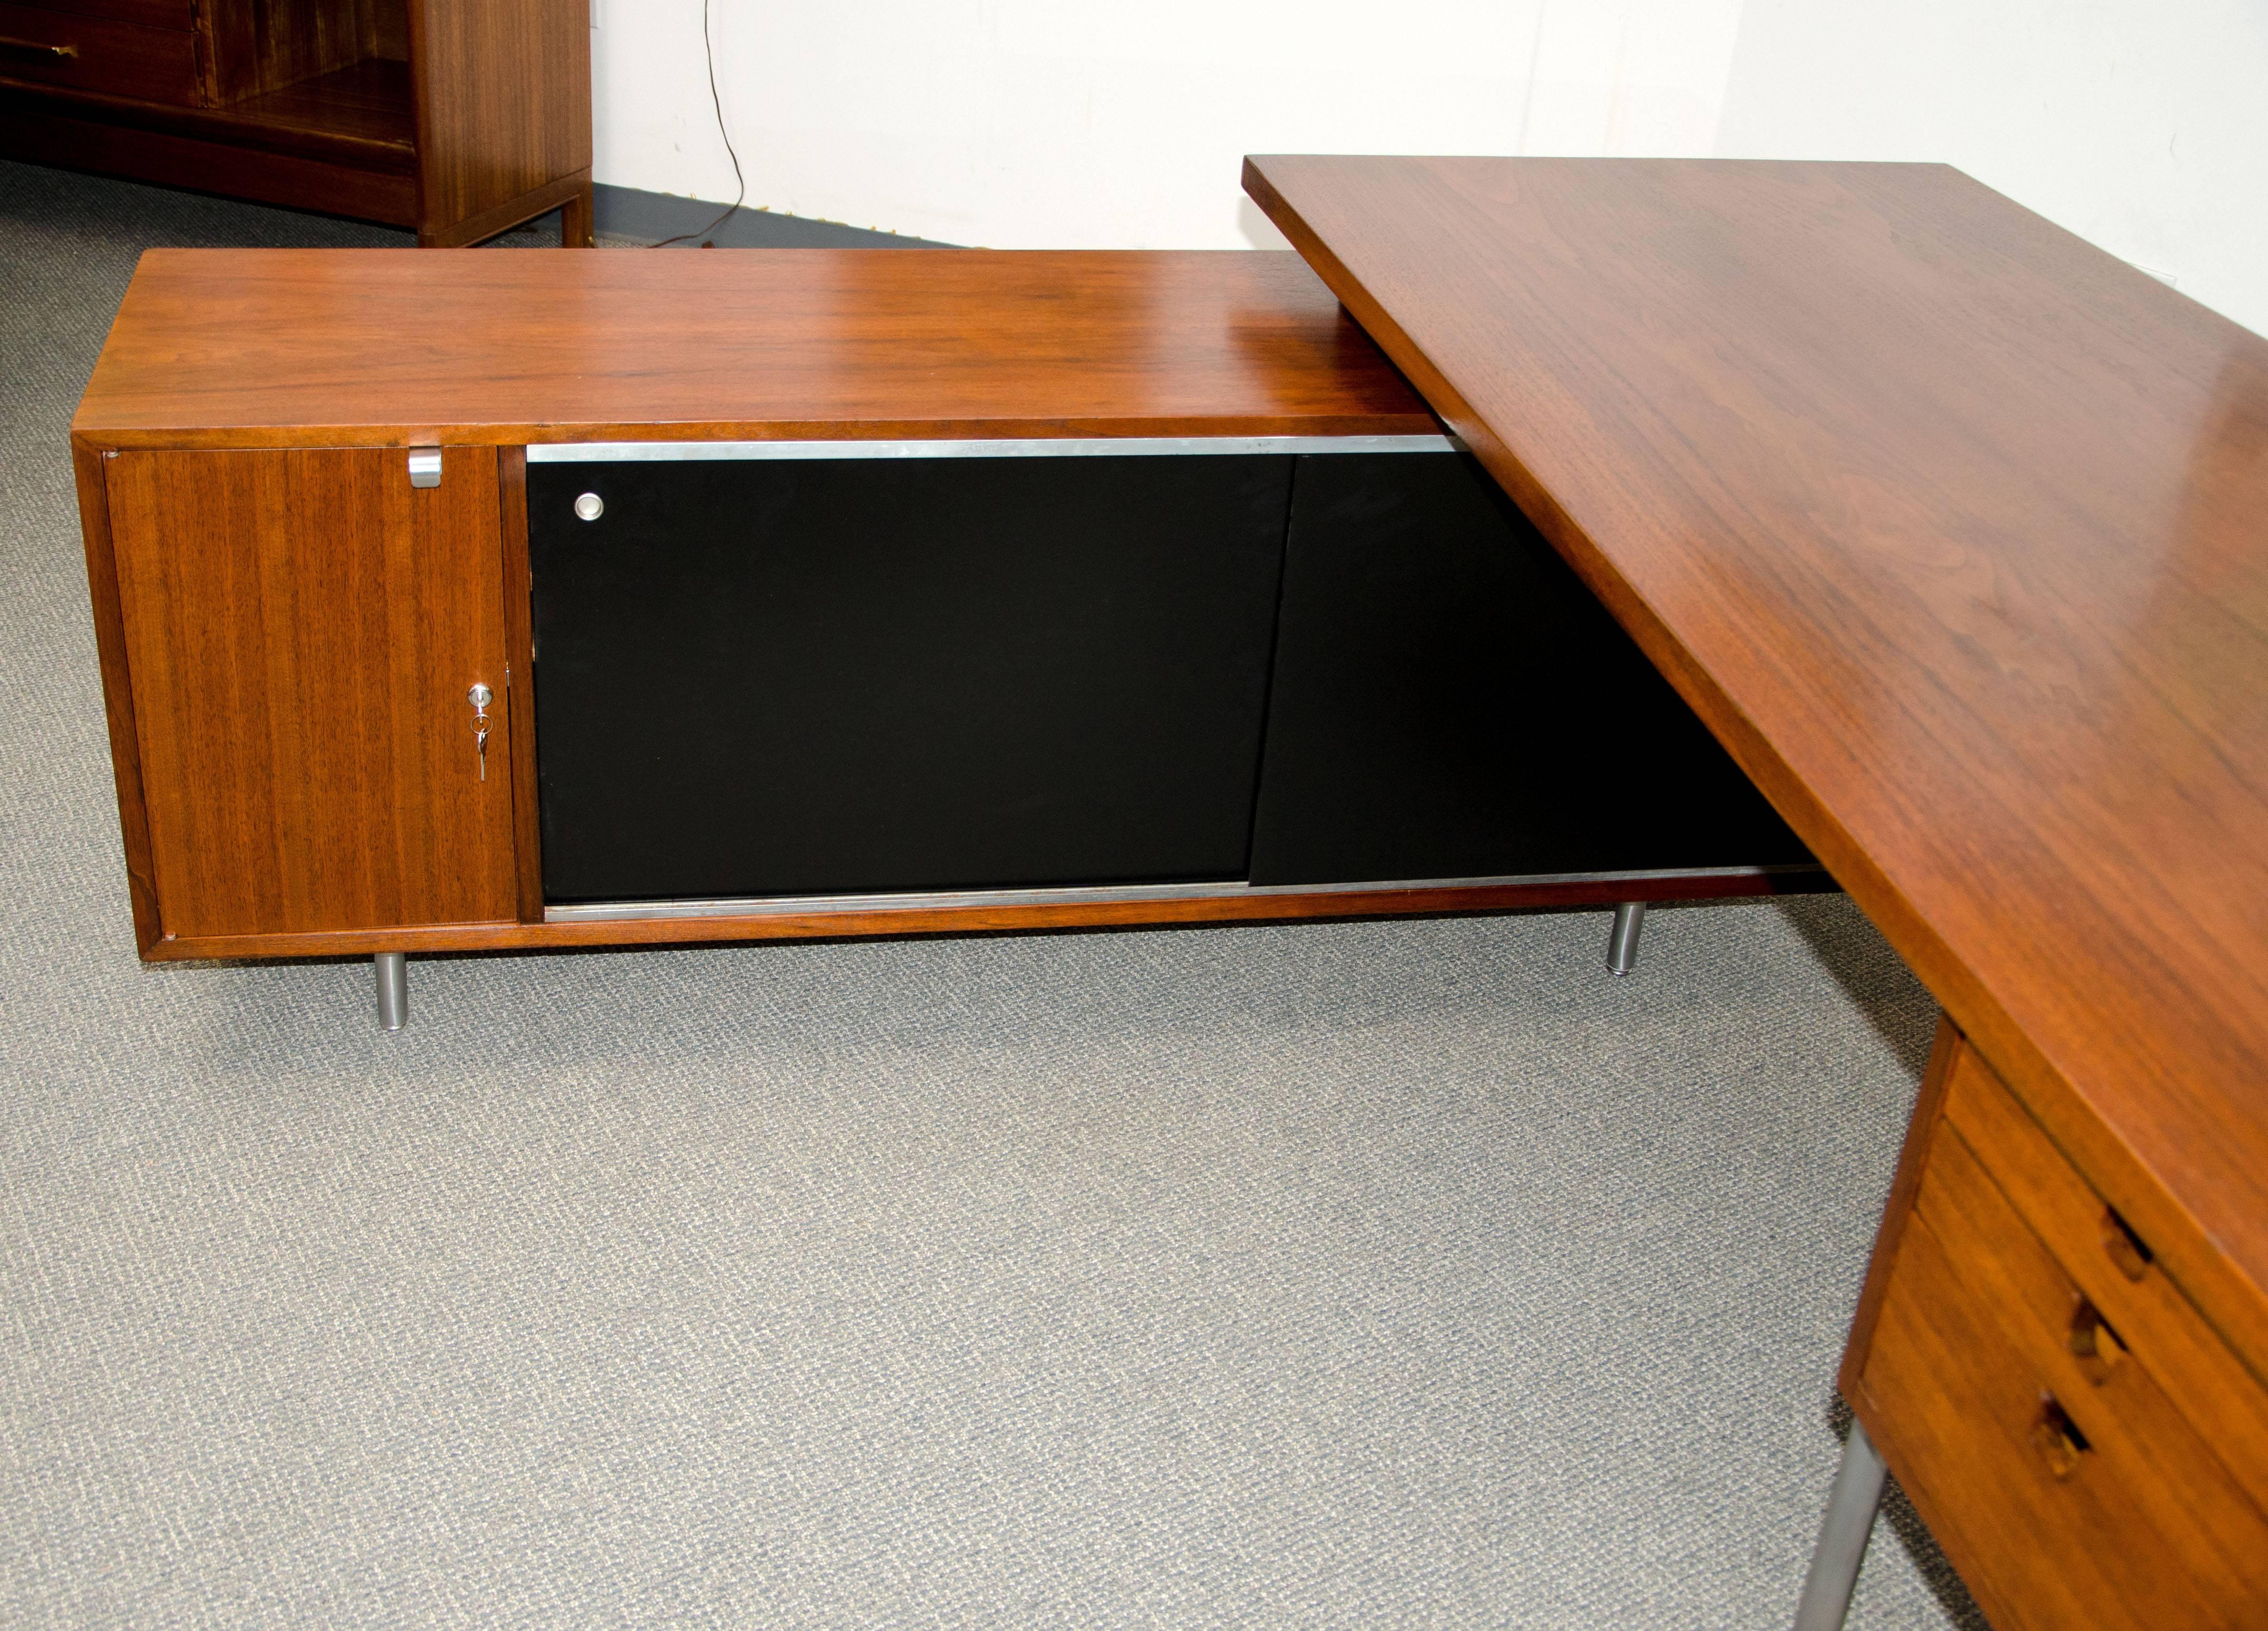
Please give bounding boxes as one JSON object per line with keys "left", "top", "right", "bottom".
{"left": 0, "top": 3, "right": 201, "bottom": 105}
{"left": 1940, "top": 1044, "right": 2268, "bottom": 1519}
{"left": 1860, "top": 1199, "right": 2268, "bottom": 1630}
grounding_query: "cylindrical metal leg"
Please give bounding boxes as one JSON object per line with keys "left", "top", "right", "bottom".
{"left": 1606, "top": 901, "right": 1648, "bottom": 975}
{"left": 1793, "top": 1418, "right": 1888, "bottom": 1631}
{"left": 374, "top": 952, "right": 408, "bottom": 1032}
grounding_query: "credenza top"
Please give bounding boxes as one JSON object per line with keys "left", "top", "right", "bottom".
{"left": 71, "top": 248, "right": 1439, "bottom": 449}
{"left": 1245, "top": 154, "right": 2268, "bottom": 1383}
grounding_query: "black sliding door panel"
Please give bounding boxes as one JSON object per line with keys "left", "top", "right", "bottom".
{"left": 528, "top": 454, "right": 1292, "bottom": 903}
{"left": 1249, "top": 452, "right": 1810, "bottom": 886}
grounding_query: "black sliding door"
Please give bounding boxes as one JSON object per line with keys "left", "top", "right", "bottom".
{"left": 1248, "top": 452, "right": 1810, "bottom": 885}
{"left": 528, "top": 453, "right": 1292, "bottom": 903}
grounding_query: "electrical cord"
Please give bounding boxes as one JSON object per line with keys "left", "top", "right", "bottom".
{"left": 651, "top": 0, "right": 747, "bottom": 247}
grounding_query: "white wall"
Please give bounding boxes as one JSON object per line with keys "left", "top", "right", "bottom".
{"left": 589, "top": 1, "right": 1745, "bottom": 250}
{"left": 1716, "top": 0, "right": 2268, "bottom": 337}
{"left": 592, "top": 1, "right": 2266, "bottom": 335}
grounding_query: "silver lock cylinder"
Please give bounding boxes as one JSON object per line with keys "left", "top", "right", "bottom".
{"left": 573, "top": 492, "right": 604, "bottom": 521}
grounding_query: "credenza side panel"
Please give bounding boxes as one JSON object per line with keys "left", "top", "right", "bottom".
{"left": 74, "top": 441, "right": 163, "bottom": 954}
{"left": 106, "top": 446, "right": 518, "bottom": 940}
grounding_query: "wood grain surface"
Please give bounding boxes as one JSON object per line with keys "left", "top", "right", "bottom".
{"left": 1849, "top": 1019, "right": 2268, "bottom": 1613}
{"left": 558, "top": 179, "right": 594, "bottom": 249}
{"left": 204, "top": 0, "right": 368, "bottom": 105}
{"left": 0, "top": 4, "right": 202, "bottom": 106}
{"left": 72, "top": 250, "right": 1441, "bottom": 448}
{"left": 404, "top": 0, "right": 589, "bottom": 242}
{"left": 0, "top": 99, "right": 421, "bottom": 221}
{"left": 1854, "top": 1204, "right": 2263, "bottom": 1631}
{"left": 72, "top": 441, "right": 161, "bottom": 953}
{"left": 0, "top": 65, "right": 419, "bottom": 164}
{"left": 1942, "top": 1041, "right": 2268, "bottom": 1520}
{"left": 106, "top": 446, "right": 518, "bottom": 939}
{"left": 132, "top": 869, "right": 1809, "bottom": 962}
{"left": 415, "top": 166, "right": 591, "bottom": 249}
{"left": 1241, "top": 156, "right": 2268, "bottom": 1387}
{"left": 1837, "top": 1014, "right": 1960, "bottom": 1401}
{"left": 223, "top": 58, "right": 417, "bottom": 159}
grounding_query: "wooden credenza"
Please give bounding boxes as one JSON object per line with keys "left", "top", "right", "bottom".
{"left": 2, "top": 0, "right": 592, "bottom": 246}
{"left": 71, "top": 247, "right": 1812, "bottom": 969}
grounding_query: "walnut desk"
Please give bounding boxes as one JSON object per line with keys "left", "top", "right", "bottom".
{"left": 1242, "top": 156, "right": 2268, "bottom": 1629}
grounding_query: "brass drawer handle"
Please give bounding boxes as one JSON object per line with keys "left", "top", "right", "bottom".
{"left": 0, "top": 36, "right": 78, "bottom": 57}
{"left": 2030, "top": 1394, "right": 2092, "bottom": 1479}
{"left": 2068, "top": 1298, "right": 2128, "bottom": 1386}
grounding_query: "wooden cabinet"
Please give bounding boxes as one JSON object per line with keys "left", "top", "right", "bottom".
{"left": 74, "top": 249, "right": 1821, "bottom": 960}
{"left": 1843, "top": 1023, "right": 2268, "bottom": 1631}
{"left": 1, "top": 0, "right": 592, "bottom": 246}
{"left": 99, "top": 433, "right": 1812, "bottom": 952}
{"left": 103, "top": 446, "right": 518, "bottom": 939}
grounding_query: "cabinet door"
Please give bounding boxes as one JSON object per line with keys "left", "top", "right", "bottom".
{"left": 1249, "top": 452, "right": 1810, "bottom": 885}
{"left": 527, "top": 453, "right": 1292, "bottom": 904}
{"left": 106, "top": 448, "right": 517, "bottom": 941}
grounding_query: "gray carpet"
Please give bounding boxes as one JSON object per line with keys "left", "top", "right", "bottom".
{"left": 0, "top": 160, "right": 1985, "bottom": 1629}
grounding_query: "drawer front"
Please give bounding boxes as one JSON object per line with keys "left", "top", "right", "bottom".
{"left": 1859, "top": 1207, "right": 2268, "bottom": 1631}
{"left": 1914, "top": 1126, "right": 2268, "bottom": 1608}
{"left": 0, "top": 3, "right": 201, "bottom": 106}
{"left": 1941, "top": 1043, "right": 2268, "bottom": 1518}
{"left": 14, "top": 0, "right": 194, "bottom": 30}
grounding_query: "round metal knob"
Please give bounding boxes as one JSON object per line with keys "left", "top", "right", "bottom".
{"left": 573, "top": 492, "right": 604, "bottom": 522}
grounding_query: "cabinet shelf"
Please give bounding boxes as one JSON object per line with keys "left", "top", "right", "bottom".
{"left": 1, "top": 58, "right": 412, "bottom": 168}
{"left": 222, "top": 58, "right": 415, "bottom": 163}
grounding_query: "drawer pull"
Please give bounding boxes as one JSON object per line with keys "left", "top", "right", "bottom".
{"left": 2067, "top": 1298, "right": 2128, "bottom": 1385}
{"left": 0, "top": 35, "right": 78, "bottom": 57}
{"left": 2100, "top": 1206, "right": 2153, "bottom": 1282}
{"left": 2030, "top": 1395, "right": 2092, "bottom": 1479}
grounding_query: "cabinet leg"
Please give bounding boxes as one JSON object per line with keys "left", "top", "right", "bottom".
{"left": 560, "top": 182, "right": 597, "bottom": 248}
{"left": 374, "top": 952, "right": 409, "bottom": 1032}
{"left": 1605, "top": 900, "right": 1648, "bottom": 974}
{"left": 1794, "top": 1418, "right": 1887, "bottom": 1631}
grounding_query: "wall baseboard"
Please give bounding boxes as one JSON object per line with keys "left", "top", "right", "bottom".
{"left": 592, "top": 185, "right": 957, "bottom": 248}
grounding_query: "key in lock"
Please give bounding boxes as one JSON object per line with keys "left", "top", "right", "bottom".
{"left": 467, "top": 683, "right": 492, "bottom": 781}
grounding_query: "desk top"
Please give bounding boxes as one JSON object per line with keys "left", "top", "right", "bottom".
{"left": 1243, "top": 155, "right": 2268, "bottom": 1380}
{"left": 72, "top": 248, "right": 1437, "bottom": 449}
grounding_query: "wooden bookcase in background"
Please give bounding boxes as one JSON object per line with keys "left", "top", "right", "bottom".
{"left": 0, "top": 0, "right": 592, "bottom": 246}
